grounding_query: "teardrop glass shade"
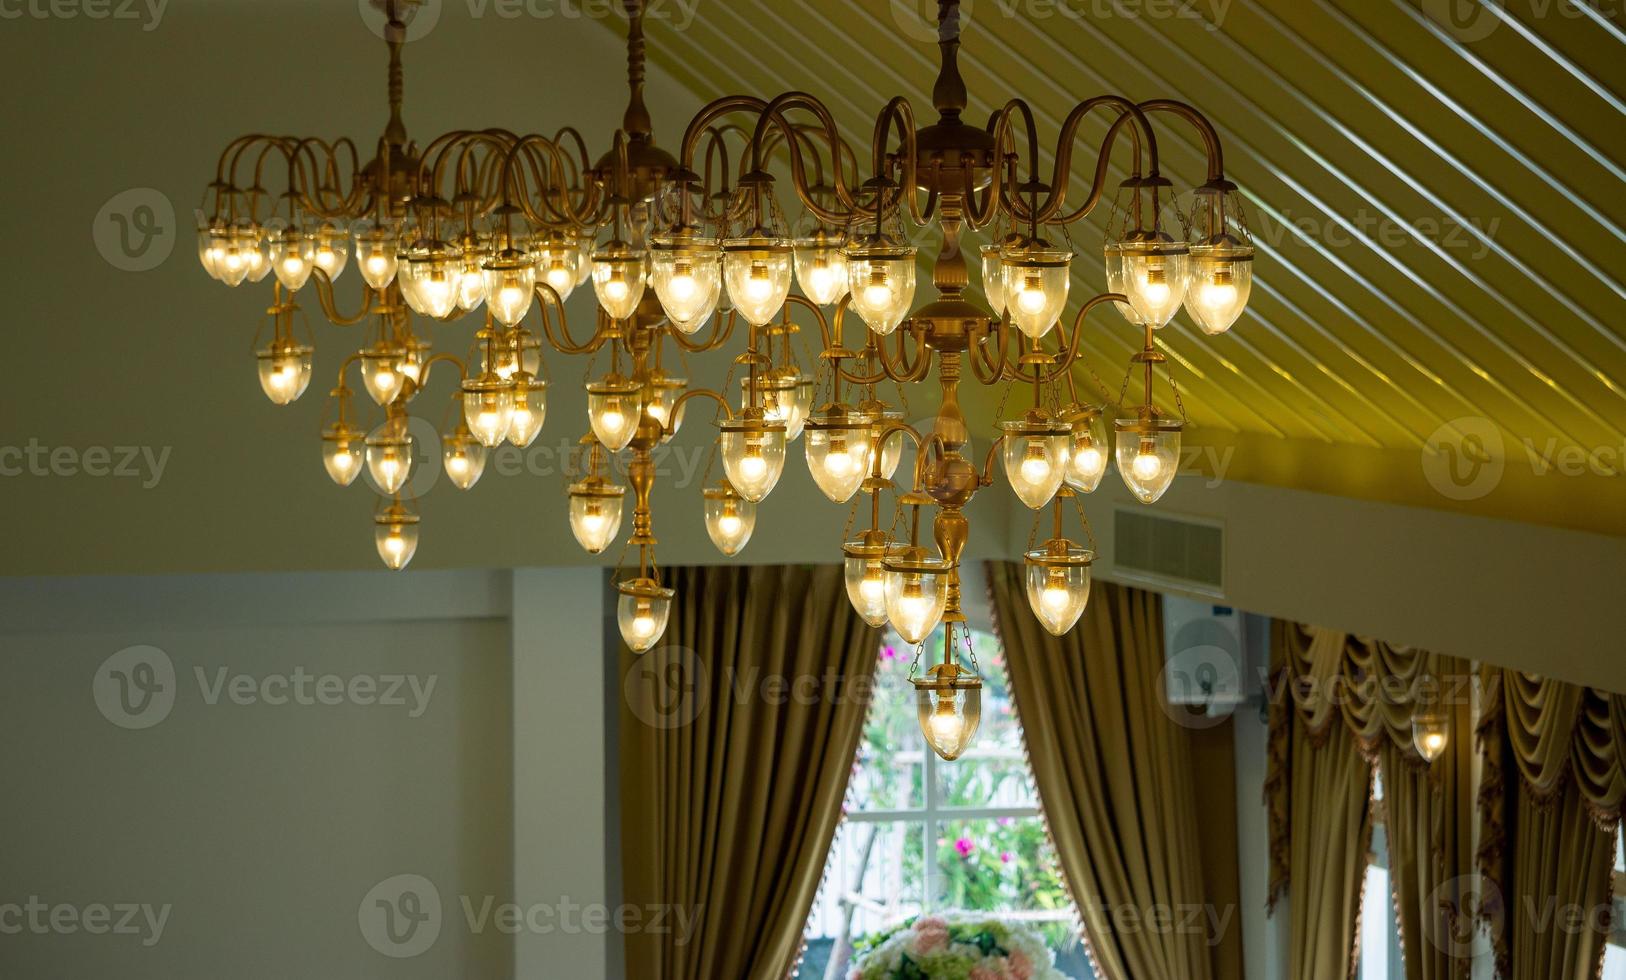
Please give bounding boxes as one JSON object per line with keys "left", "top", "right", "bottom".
{"left": 616, "top": 579, "right": 674, "bottom": 654}
{"left": 1023, "top": 548, "right": 1093, "bottom": 636}
{"left": 916, "top": 683, "right": 981, "bottom": 762}
{"left": 1114, "top": 418, "right": 1181, "bottom": 504}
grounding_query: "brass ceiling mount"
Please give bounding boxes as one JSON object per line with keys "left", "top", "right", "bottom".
{"left": 913, "top": 0, "right": 996, "bottom": 197}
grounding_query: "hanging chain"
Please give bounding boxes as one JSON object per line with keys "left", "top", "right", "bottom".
{"left": 1071, "top": 493, "right": 1100, "bottom": 555}
{"left": 1169, "top": 368, "right": 1190, "bottom": 423}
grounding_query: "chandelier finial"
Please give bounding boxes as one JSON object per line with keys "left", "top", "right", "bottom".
{"left": 932, "top": 0, "right": 967, "bottom": 121}
{"left": 621, "top": 0, "right": 653, "bottom": 140}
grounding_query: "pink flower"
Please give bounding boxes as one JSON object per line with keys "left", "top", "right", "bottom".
{"left": 1008, "top": 951, "right": 1034, "bottom": 980}
{"left": 911, "top": 916, "right": 950, "bottom": 954}
{"left": 955, "top": 837, "right": 976, "bottom": 858}
{"left": 1001, "top": 851, "right": 1014, "bottom": 864}
{"left": 882, "top": 645, "right": 898, "bottom": 660}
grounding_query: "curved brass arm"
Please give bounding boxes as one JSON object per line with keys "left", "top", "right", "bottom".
{"left": 309, "top": 270, "right": 379, "bottom": 326}
{"left": 979, "top": 434, "right": 1008, "bottom": 487}
{"left": 993, "top": 96, "right": 1155, "bottom": 228}
{"left": 1138, "top": 99, "right": 1224, "bottom": 183}
{"left": 667, "top": 309, "right": 737, "bottom": 354}
{"left": 1036, "top": 292, "right": 1126, "bottom": 386}
{"left": 533, "top": 282, "right": 607, "bottom": 355}
{"left": 665, "top": 388, "right": 733, "bottom": 439}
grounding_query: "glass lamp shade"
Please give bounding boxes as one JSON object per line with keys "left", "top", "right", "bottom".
{"left": 197, "top": 221, "right": 228, "bottom": 280}
{"left": 240, "top": 228, "right": 271, "bottom": 283}
{"left": 650, "top": 237, "right": 723, "bottom": 329}
{"left": 586, "top": 376, "right": 643, "bottom": 452}
{"left": 1000, "top": 245, "right": 1071, "bottom": 339}
{"left": 842, "top": 533, "right": 892, "bottom": 627}
{"left": 980, "top": 244, "right": 1006, "bottom": 315}
{"left": 794, "top": 237, "right": 849, "bottom": 306}
{"left": 845, "top": 242, "right": 917, "bottom": 336}
{"left": 483, "top": 249, "right": 537, "bottom": 327}
{"left": 1113, "top": 235, "right": 1191, "bottom": 329}
{"left": 398, "top": 244, "right": 460, "bottom": 318}
{"left": 804, "top": 409, "right": 873, "bottom": 503}
{"left": 567, "top": 479, "right": 625, "bottom": 554}
{"left": 1000, "top": 419, "right": 1071, "bottom": 509}
{"left": 1185, "top": 240, "right": 1254, "bottom": 336}
{"left": 354, "top": 225, "right": 400, "bottom": 289}
{"left": 1024, "top": 545, "right": 1095, "bottom": 636}
{"left": 702, "top": 483, "right": 756, "bottom": 556}
{"left": 215, "top": 226, "right": 257, "bottom": 287}
{"left": 360, "top": 343, "right": 405, "bottom": 407}
{"left": 321, "top": 422, "right": 365, "bottom": 487}
{"left": 1064, "top": 408, "right": 1110, "bottom": 493}
{"left": 1102, "top": 242, "right": 1143, "bottom": 326}
{"left": 451, "top": 243, "right": 488, "bottom": 314}
{"left": 256, "top": 343, "right": 313, "bottom": 406}
{"left": 574, "top": 231, "right": 596, "bottom": 287}
{"left": 1413, "top": 709, "right": 1449, "bottom": 763}
{"left": 592, "top": 246, "right": 648, "bottom": 320}
{"left": 718, "top": 418, "right": 788, "bottom": 502}
{"left": 312, "top": 223, "right": 349, "bottom": 283}
{"left": 644, "top": 374, "right": 688, "bottom": 441}
{"left": 441, "top": 426, "right": 488, "bottom": 490}
{"left": 531, "top": 234, "right": 581, "bottom": 303}
{"left": 506, "top": 376, "right": 547, "bottom": 448}
{"left": 399, "top": 338, "right": 431, "bottom": 386}
{"left": 270, "top": 227, "right": 317, "bottom": 292}
{"left": 374, "top": 506, "right": 421, "bottom": 571}
{"left": 882, "top": 552, "right": 949, "bottom": 645}
{"left": 1114, "top": 417, "right": 1182, "bottom": 503}
{"left": 462, "top": 377, "right": 516, "bottom": 449}
{"left": 742, "top": 374, "right": 808, "bottom": 443}
{"left": 913, "top": 665, "right": 982, "bottom": 761}
{"left": 616, "top": 578, "right": 675, "bottom": 653}
{"left": 365, "top": 427, "right": 415, "bottom": 495}
{"left": 721, "top": 239, "right": 794, "bottom": 326}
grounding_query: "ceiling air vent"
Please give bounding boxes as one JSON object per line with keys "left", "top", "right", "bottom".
{"left": 1112, "top": 507, "right": 1225, "bottom": 598}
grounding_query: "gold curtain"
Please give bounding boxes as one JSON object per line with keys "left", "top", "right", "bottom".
{"left": 1267, "top": 623, "right": 1476, "bottom": 980}
{"left": 619, "top": 564, "right": 876, "bottom": 980}
{"left": 987, "top": 566, "right": 1231, "bottom": 980}
{"left": 1477, "top": 668, "right": 1622, "bottom": 979}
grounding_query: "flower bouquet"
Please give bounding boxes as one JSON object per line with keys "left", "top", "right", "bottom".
{"left": 848, "top": 912, "right": 1071, "bottom": 980}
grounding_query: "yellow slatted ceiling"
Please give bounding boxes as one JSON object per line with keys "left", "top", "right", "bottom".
{"left": 608, "top": 0, "right": 1626, "bottom": 534}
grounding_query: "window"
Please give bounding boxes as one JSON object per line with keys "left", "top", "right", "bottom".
{"left": 1357, "top": 771, "right": 1404, "bottom": 980}
{"left": 798, "top": 620, "right": 1092, "bottom": 978}
{"left": 1603, "top": 829, "right": 1626, "bottom": 979}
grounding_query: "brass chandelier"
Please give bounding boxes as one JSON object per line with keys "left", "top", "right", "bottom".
{"left": 196, "top": 0, "right": 1253, "bottom": 759}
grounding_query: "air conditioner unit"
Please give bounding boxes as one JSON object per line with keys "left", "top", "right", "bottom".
{"left": 1162, "top": 596, "right": 1265, "bottom": 716}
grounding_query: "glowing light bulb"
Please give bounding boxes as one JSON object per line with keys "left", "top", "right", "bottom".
{"left": 1017, "top": 273, "right": 1046, "bottom": 316}
{"left": 929, "top": 701, "right": 964, "bottom": 744}
{"left": 863, "top": 272, "right": 892, "bottom": 310}
{"left": 1040, "top": 571, "right": 1072, "bottom": 616}
{"left": 669, "top": 263, "right": 696, "bottom": 302}
{"left": 1200, "top": 276, "right": 1238, "bottom": 313}
{"left": 600, "top": 409, "right": 625, "bottom": 436}
{"left": 822, "top": 439, "right": 854, "bottom": 478}
{"left": 738, "top": 453, "right": 768, "bottom": 483}
{"left": 281, "top": 254, "right": 303, "bottom": 276}
{"left": 1074, "top": 444, "right": 1104, "bottom": 478}
{"left": 1139, "top": 263, "right": 1170, "bottom": 307}
{"left": 860, "top": 572, "right": 885, "bottom": 604}
{"left": 745, "top": 262, "right": 772, "bottom": 303}
{"left": 546, "top": 263, "right": 573, "bottom": 293}
{"left": 366, "top": 255, "right": 388, "bottom": 278}
{"left": 630, "top": 601, "right": 656, "bottom": 640}
{"left": 374, "top": 369, "right": 397, "bottom": 395}
{"left": 498, "top": 281, "right": 524, "bottom": 312}
{"left": 717, "top": 512, "right": 741, "bottom": 537}
{"left": 447, "top": 454, "right": 468, "bottom": 477}
{"left": 581, "top": 507, "right": 605, "bottom": 535}
{"left": 1420, "top": 731, "right": 1446, "bottom": 758}
{"left": 604, "top": 273, "right": 629, "bottom": 303}
{"left": 1131, "top": 444, "right": 1163, "bottom": 482}
{"left": 1019, "top": 441, "right": 1051, "bottom": 486}
{"left": 808, "top": 262, "right": 834, "bottom": 297}
{"left": 383, "top": 534, "right": 406, "bottom": 558}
